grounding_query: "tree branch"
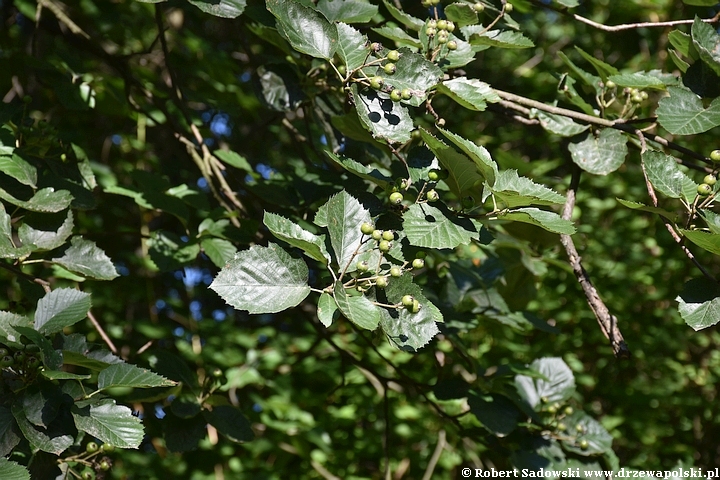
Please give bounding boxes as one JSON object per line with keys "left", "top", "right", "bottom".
{"left": 560, "top": 166, "right": 631, "bottom": 359}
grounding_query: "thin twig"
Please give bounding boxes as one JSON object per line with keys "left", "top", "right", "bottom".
{"left": 421, "top": 430, "right": 447, "bottom": 480}
{"left": 560, "top": 166, "right": 631, "bottom": 359}
{"left": 38, "top": 0, "right": 90, "bottom": 39}
{"left": 0, "top": 262, "right": 51, "bottom": 292}
{"left": 87, "top": 310, "right": 118, "bottom": 354}
{"left": 529, "top": 0, "right": 720, "bottom": 32}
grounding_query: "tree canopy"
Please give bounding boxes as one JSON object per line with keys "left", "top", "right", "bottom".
{"left": 2, "top": 0, "right": 720, "bottom": 478}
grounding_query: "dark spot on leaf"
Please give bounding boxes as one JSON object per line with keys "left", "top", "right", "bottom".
{"left": 368, "top": 112, "right": 381, "bottom": 122}
{"left": 424, "top": 215, "right": 436, "bottom": 222}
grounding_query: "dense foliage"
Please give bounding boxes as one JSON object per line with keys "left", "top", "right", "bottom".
{"left": 2, "top": 0, "right": 720, "bottom": 478}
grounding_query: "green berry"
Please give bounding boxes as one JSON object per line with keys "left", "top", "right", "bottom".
{"left": 372, "top": 229, "right": 384, "bottom": 241}
{"left": 389, "top": 192, "right": 404, "bottom": 204}
{"left": 361, "top": 222, "right": 375, "bottom": 235}
{"left": 397, "top": 178, "right": 409, "bottom": 189}
{"left": 357, "top": 260, "right": 370, "bottom": 272}
{"left": 86, "top": 442, "right": 99, "bottom": 454}
{"left": 446, "top": 40, "right": 457, "bottom": 50}
{"left": 436, "top": 20, "right": 448, "bottom": 30}
{"left": 212, "top": 368, "right": 224, "bottom": 378}
{"left": 427, "top": 19, "right": 437, "bottom": 28}
{"left": 579, "top": 439, "right": 589, "bottom": 450}
{"left": 378, "top": 240, "right": 391, "bottom": 252}
{"left": 446, "top": 21, "right": 455, "bottom": 32}
{"left": 575, "top": 424, "right": 584, "bottom": 433}
{"left": 383, "top": 63, "right": 397, "bottom": 75}
{"left": 401, "top": 88, "right": 412, "bottom": 100}
{"left": 337, "top": 64, "right": 346, "bottom": 75}
{"left": 564, "top": 406, "right": 573, "bottom": 415}
{"left": 473, "top": 2, "right": 485, "bottom": 12}
{"left": 101, "top": 444, "right": 115, "bottom": 453}
{"left": 1, "top": 356, "right": 13, "bottom": 367}
{"left": 26, "top": 356, "right": 40, "bottom": 369}
{"left": 547, "top": 405, "right": 557, "bottom": 414}
{"left": 698, "top": 183, "right": 713, "bottom": 196}
{"left": 557, "top": 422, "right": 567, "bottom": 432}
{"left": 376, "top": 277, "right": 388, "bottom": 288}
{"left": 100, "top": 460, "right": 111, "bottom": 471}
{"left": 710, "top": 150, "right": 720, "bottom": 162}
{"left": 425, "top": 27, "right": 436, "bottom": 37}
{"left": 382, "top": 230, "right": 395, "bottom": 241}
{"left": 604, "top": 80, "right": 616, "bottom": 89}
{"left": 412, "top": 258, "right": 425, "bottom": 269}
{"left": 401, "top": 295, "right": 415, "bottom": 307}
{"left": 386, "top": 50, "right": 400, "bottom": 62}
{"left": 640, "top": 91, "right": 649, "bottom": 100}
{"left": 369, "top": 76, "right": 384, "bottom": 90}
{"left": 410, "top": 299, "right": 421, "bottom": 313}
{"left": 426, "top": 189, "right": 439, "bottom": 202}
{"left": 631, "top": 92, "right": 643, "bottom": 104}
{"left": 428, "top": 171, "right": 439, "bottom": 181}
{"left": 82, "top": 470, "right": 94, "bottom": 480}
{"left": 390, "top": 266, "right": 402, "bottom": 277}
{"left": 390, "top": 89, "right": 402, "bottom": 102}
{"left": 13, "top": 351, "right": 25, "bottom": 363}
{"left": 704, "top": 174, "right": 717, "bottom": 186}
{"left": 437, "top": 31, "right": 449, "bottom": 44}
{"left": 504, "top": 2, "right": 513, "bottom": 12}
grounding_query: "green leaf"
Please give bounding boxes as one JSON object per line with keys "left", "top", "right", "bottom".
{"left": 263, "top": 211, "right": 331, "bottom": 264}
{"left": 71, "top": 399, "right": 144, "bottom": 448}
{"left": 351, "top": 85, "right": 414, "bottom": 144}
{"left": 403, "top": 203, "right": 480, "bottom": 249}
{"left": 616, "top": 198, "right": 676, "bottom": 222}
{"left": 568, "top": 129, "right": 628, "bottom": 175}
{"left": 669, "top": 30, "right": 693, "bottom": 58}
{"left": 491, "top": 170, "right": 566, "bottom": 208}
{"left": 381, "top": 0, "right": 423, "bottom": 31}
{"left": 680, "top": 229, "right": 720, "bottom": 255}
{"left": 444, "top": 3, "right": 477, "bottom": 27}
{"left": 373, "top": 49, "right": 443, "bottom": 107}
{"left": 468, "top": 392, "right": 521, "bottom": 436}
{"left": 266, "top": 0, "right": 338, "bottom": 60}
{"left": 370, "top": 25, "right": 421, "bottom": 49}
{"left": 317, "top": 292, "right": 338, "bottom": 328}
{"left": 557, "top": 51, "right": 601, "bottom": 92}
{"left": 18, "top": 210, "right": 74, "bottom": 251}
{"left": 420, "top": 129, "right": 484, "bottom": 197}
{"left": 561, "top": 412, "right": 614, "bottom": 456}
{"left": 435, "top": 77, "right": 500, "bottom": 111}
{"left": 574, "top": 46, "right": 619, "bottom": 81}
{"left": 555, "top": 0, "right": 579, "bottom": 6}
{"left": 438, "top": 127, "right": 497, "bottom": 186}
{"left": 683, "top": 0, "right": 719, "bottom": 4}
{"left": 0, "top": 126, "right": 14, "bottom": 156}
{"left": 380, "top": 272, "right": 441, "bottom": 351}
{"left": 641, "top": 150, "right": 697, "bottom": 201}
{"left": 676, "top": 277, "right": 720, "bottom": 330}
{"left": 323, "top": 190, "right": 377, "bottom": 271}
{"left": 188, "top": 0, "right": 245, "bottom": 18}
{"left": 325, "top": 152, "right": 393, "bottom": 187}
{"left": 514, "top": 357, "right": 576, "bottom": 408}
{"left": 336, "top": 23, "right": 370, "bottom": 71}
{"left": 0, "top": 154, "right": 37, "bottom": 187}
{"left": 254, "top": 64, "right": 305, "bottom": 112}
{"left": 529, "top": 110, "right": 590, "bottom": 137}
{"left": 147, "top": 231, "right": 200, "bottom": 271}
{"left": 11, "top": 404, "right": 73, "bottom": 455}
{"left": 210, "top": 243, "right": 311, "bottom": 314}
{"left": 51, "top": 236, "right": 119, "bottom": 280}
{"left": 98, "top": 363, "right": 176, "bottom": 390}
{"left": 0, "top": 187, "right": 73, "bottom": 213}
{"left": 691, "top": 16, "right": 720, "bottom": 77}
{"left": 439, "top": 35, "right": 477, "bottom": 69}
{"left": 466, "top": 27, "right": 534, "bottom": 49}
{"left": 201, "top": 238, "right": 238, "bottom": 268}
{"left": 13, "top": 326, "right": 63, "bottom": 370}
{"left": 607, "top": 73, "right": 666, "bottom": 89}
{"left": 0, "top": 312, "right": 32, "bottom": 348}
{"left": 203, "top": 405, "right": 254, "bottom": 442}
{"left": 41, "top": 370, "right": 91, "bottom": 380}
{"left": 0, "top": 458, "right": 29, "bottom": 480}
{"left": 0, "top": 406, "right": 21, "bottom": 457}
{"left": 497, "top": 208, "right": 576, "bottom": 235}
{"left": 700, "top": 209, "right": 720, "bottom": 234}
{"left": 333, "top": 281, "right": 381, "bottom": 330}
{"left": 214, "top": 150, "right": 253, "bottom": 172}
{"left": 656, "top": 86, "right": 720, "bottom": 135}
{"left": 316, "top": 0, "right": 377, "bottom": 23}
{"left": 34, "top": 288, "right": 91, "bottom": 335}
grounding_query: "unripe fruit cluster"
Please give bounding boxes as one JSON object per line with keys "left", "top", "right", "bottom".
{"left": 698, "top": 174, "right": 716, "bottom": 196}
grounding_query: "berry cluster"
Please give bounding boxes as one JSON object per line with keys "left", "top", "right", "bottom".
{"left": 425, "top": 19, "right": 458, "bottom": 50}
{"left": 71, "top": 441, "right": 115, "bottom": 479}
{"left": 366, "top": 48, "right": 415, "bottom": 103}
{"left": 540, "top": 397, "right": 590, "bottom": 451}
{"left": 0, "top": 343, "right": 42, "bottom": 394}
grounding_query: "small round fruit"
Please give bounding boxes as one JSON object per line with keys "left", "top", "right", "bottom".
{"left": 86, "top": 442, "right": 99, "bottom": 454}
{"left": 390, "top": 89, "right": 402, "bottom": 102}
{"left": 698, "top": 183, "right": 713, "bottom": 196}
{"left": 426, "top": 189, "right": 439, "bottom": 202}
{"left": 212, "top": 368, "right": 224, "bottom": 378}
{"left": 437, "top": 31, "right": 449, "bottom": 44}
{"left": 547, "top": 405, "right": 557, "bottom": 414}
{"left": 604, "top": 80, "right": 616, "bottom": 89}
{"left": 401, "top": 88, "right": 412, "bottom": 100}
{"left": 446, "top": 21, "right": 455, "bottom": 32}
{"left": 401, "top": 295, "right": 415, "bottom": 307}
{"left": 390, "top": 266, "right": 402, "bottom": 277}
{"left": 360, "top": 222, "right": 375, "bottom": 235}
{"left": 710, "top": 150, "right": 720, "bottom": 162}
{"left": 540, "top": 396, "right": 549, "bottom": 403}
{"left": 631, "top": 92, "right": 643, "bottom": 104}
{"left": 386, "top": 50, "right": 400, "bottom": 62}
{"left": 82, "top": 470, "right": 95, "bottom": 480}
{"left": 436, "top": 20, "right": 448, "bottom": 30}
{"left": 557, "top": 422, "right": 567, "bottom": 432}
{"left": 378, "top": 240, "right": 391, "bottom": 252}
{"left": 428, "top": 169, "right": 440, "bottom": 181}
{"left": 412, "top": 258, "right": 425, "bottom": 269}
{"left": 1, "top": 356, "right": 14, "bottom": 367}
{"left": 397, "top": 178, "right": 409, "bottom": 189}
{"left": 473, "top": 2, "right": 485, "bottom": 12}
{"left": 410, "top": 299, "right": 421, "bottom": 313}
{"left": 13, "top": 351, "right": 25, "bottom": 363}
{"left": 579, "top": 439, "right": 589, "bottom": 450}
{"left": 357, "top": 260, "right": 370, "bottom": 272}
{"left": 446, "top": 40, "right": 458, "bottom": 50}
{"left": 504, "top": 2, "right": 513, "bottom": 12}
{"left": 101, "top": 444, "right": 115, "bottom": 453}
{"left": 382, "top": 230, "right": 395, "bottom": 241}
{"left": 425, "top": 27, "right": 437, "bottom": 36}
{"left": 372, "top": 229, "right": 384, "bottom": 241}
{"left": 383, "top": 63, "right": 397, "bottom": 75}
{"left": 427, "top": 19, "right": 437, "bottom": 28}
{"left": 704, "top": 174, "right": 717, "bottom": 186}
{"left": 564, "top": 406, "right": 574, "bottom": 415}
{"left": 100, "top": 460, "right": 111, "bottom": 471}
{"left": 376, "top": 276, "right": 388, "bottom": 288}
{"left": 337, "top": 64, "right": 347, "bottom": 75}
{"left": 371, "top": 42, "right": 382, "bottom": 52}
{"left": 369, "top": 76, "right": 384, "bottom": 90}
{"left": 640, "top": 91, "right": 649, "bottom": 100}
{"left": 26, "top": 356, "right": 40, "bottom": 369}
{"left": 389, "top": 192, "right": 404, "bottom": 204}
{"left": 575, "top": 424, "right": 584, "bottom": 433}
